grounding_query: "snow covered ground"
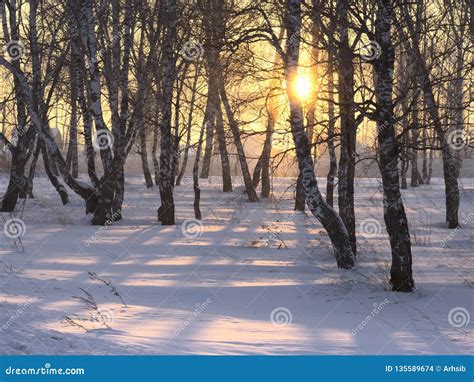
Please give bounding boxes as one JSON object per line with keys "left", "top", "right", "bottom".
{"left": 0, "top": 174, "right": 472, "bottom": 355}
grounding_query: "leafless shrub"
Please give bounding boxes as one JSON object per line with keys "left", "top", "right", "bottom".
{"left": 88, "top": 271, "right": 127, "bottom": 307}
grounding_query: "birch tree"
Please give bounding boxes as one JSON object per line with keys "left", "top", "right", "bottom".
{"left": 373, "top": 0, "right": 414, "bottom": 292}
{"left": 283, "top": 0, "right": 354, "bottom": 268}
{"left": 157, "top": 0, "right": 178, "bottom": 225}
{"left": 396, "top": 4, "right": 460, "bottom": 228}
{"left": 335, "top": 1, "right": 357, "bottom": 255}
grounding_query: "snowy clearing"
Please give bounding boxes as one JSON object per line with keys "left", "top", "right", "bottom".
{"left": 0, "top": 175, "right": 472, "bottom": 355}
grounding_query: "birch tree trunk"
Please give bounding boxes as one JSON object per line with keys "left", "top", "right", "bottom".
{"left": 374, "top": 0, "right": 414, "bottom": 292}
{"left": 451, "top": 43, "right": 465, "bottom": 178}
{"left": 152, "top": 80, "right": 162, "bottom": 186}
{"left": 69, "top": 2, "right": 98, "bottom": 187}
{"left": 140, "top": 125, "right": 153, "bottom": 188}
{"left": 41, "top": 141, "right": 69, "bottom": 205}
{"left": 78, "top": 0, "right": 116, "bottom": 224}
{"left": 295, "top": 12, "right": 320, "bottom": 212}
{"left": 284, "top": 0, "right": 354, "bottom": 268}
{"left": 252, "top": 113, "right": 274, "bottom": 198}
{"left": 219, "top": 74, "right": 259, "bottom": 202}
{"left": 410, "top": 90, "right": 420, "bottom": 187}
{"left": 260, "top": 114, "right": 274, "bottom": 198}
{"left": 30, "top": 0, "right": 70, "bottom": 204}
{"left": 152, "top": 120, "right": 160, "bottom": 186}
{"left": 171, "top": 65, "right": 189, "bottom": 181}
{"left": 326, "top": 53, "right": 337, "bottom": 207}
{"left": 0, "top": 0, "right": 30, "bottom": 212}
{"left": 294, "top": 174, "right": 305, "bottom": 211}
{"left": 193, "top": 98, "right": 215, "bottom": 220}
{"left": 193, "top": 122, "right": 206, "bottom": 220}
{"left": 421, "top": 113, "right": 429, "bottom": 183}
{"left": 201, "top": 0, "right": 232, "bottom": 191}
{"left": 336, "top": 1, "right": 357, "bottom": 255}
{"left": 66, "top": 42, "right": 79, "bottom": 179}
{"left": 214, "top": 100, "right": 233, "bottom": 192}
{"left": 398, "top": 18, "right": 459, "bottom": 228}
{"left": 400, "top": 132, "right": 409, "bottom": 189}
{"left": 177, "top": 62, "right": 201, "bottom": 187}
{"left": 66, "top": 112, "right": 79, "bottom": 179}
{"left": 398, "top": 49, "right": 409, "bottom": 189}
{"left": 157, "top": 0, "right": 177, "bottom": 225}
{"left": 200, "top": 117, "right": 215, "bottom": 179}
{"left": 137, "top": 14, "right": 152, "bottom": 191}
{"left": 253, "top": 29, "right": 284, "bottom": 197}
{"left": 409, "top": 2, "right": 424, "bottom": 188}
{"left": 0, "top": 57, "right": 98, "bottom": 214}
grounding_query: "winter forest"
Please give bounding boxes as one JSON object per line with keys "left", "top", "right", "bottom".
{"left": 0, "top": 0, "right": 472, "bottom": 355}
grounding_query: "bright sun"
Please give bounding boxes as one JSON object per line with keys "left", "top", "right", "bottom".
{"left": 292, "top": 75, "right": 312, "bottom": 101}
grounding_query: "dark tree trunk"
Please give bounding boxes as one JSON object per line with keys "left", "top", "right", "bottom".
{"left": 152, "top": 70, "right": 163, "bottom": 186}
{"left": 152, "top": 123, "right": 160, "bottom": 186}
{"left": 400, "top": 93, "right": 409, "bottom": 189}
{"left": 112, "top": 166, "right": 124, "bottom": 220}
{"left": 25, "top": 137, "right": 41, "bottom": 198}
{"left": 200, "top": 116, "right": 214, "bottom": 179}
{"left": 427, "top": 132, "right": 433, "bottom": 184}
{"left": 284, "top": 0, "right": 354, "bottom": 268}
{"left": 176, "top": 62, "right": 201, "bottom": 187}
{"left": 252, "top": 113, "right": 274, "bottom": 198}
{"left": 260, "top": 115, "right": 274, "bottom": 198}
{"left": 326, "top": 53, "right": 337, "bottom": 207}
{"left": 77, "top": 0, "right": 116, "bottom": 224}
{"left": 214, "top": 100, "right": 233, "bottom": 192}
{"left": 400, "top": 148, "right": 409, "bottom": 189}
{"left": 70, "top": 13, "right": 98, "bottom": 187}
{"left": 410, "top": 91, "right": 419, "bottom": 187}
{"left": 294, "top": 173, "right": 305, "bottom": 211}
{"left": 176, "top": 125, "right": 191, "bottom": 187}
{"left": 252, "top": 157, "right": 262, "bottom": 188}
{"left": 219, "top": 75, "right": 259, "bottom": 202}
{"left": 0, "top": 136, "right": 30, "bottom": 211}
{"left": 421, "top": 104, "right": 429, "bottom": 183}
{"left": 253, "top": 28, "right": 283, "bottom": 198}
{"left": 0, "top": 0, "right": 29, "bottom": 212}
{"left": 398, "top": 8, "right": 460, "bottom": 228}
{"left": 374, "top": 0, "right": 414, "bottom": 292}
{"left": 41, "top": 141, "right": 69, "bottom": 205}
{"left": 66, "top": 101, "right": 79, "bottom": 179}
{"left": 201, "top": 0, "right": 232, "bottom": 190}
{"left": 451, "top": 43, "right": 465, "bottom": 178}
{"left": 171, "top": 64, "right": 189, "bottom": 182}
{"left": 66, "top": 48, "right": 79, "bottom": 179}
{"left": 0, "top": 57, "right": 98, "bottom": 214}
{"left": 336, "top": 1, "right": 357, "bottom": 255}
{"left": 140, "top": 125, "right": 153, "bottom": 188}
{"left": 193, "top": 121, "right": 206, "bottom": 220}
{"left": 157, "top": 0, "right": 177, "bottom": 225}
